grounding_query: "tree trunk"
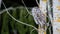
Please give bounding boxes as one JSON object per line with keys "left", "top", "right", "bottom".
{"left": 38, "top": 0, "right": 47, "bottom": 34}
{"left": 53, "top": 0, "right": 60, "bottom": 34}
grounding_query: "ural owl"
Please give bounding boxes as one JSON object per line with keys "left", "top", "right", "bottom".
{"left": 32, "top": 7, "right": 46, "bottom": 28}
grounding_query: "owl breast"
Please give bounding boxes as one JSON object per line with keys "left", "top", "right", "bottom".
{"left": 32, "top": 7, "right": 46, "bottom": 27}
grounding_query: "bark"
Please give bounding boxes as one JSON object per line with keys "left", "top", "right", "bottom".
{"left": 38, "top": 0, "right": 47, "bottom": 34}
{"left": 53, "top": 0, "right": 60, "bottom": 34}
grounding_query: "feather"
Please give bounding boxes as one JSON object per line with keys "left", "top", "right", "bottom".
{"left": 32, "top": 7, "right": 46, "bottom": 27}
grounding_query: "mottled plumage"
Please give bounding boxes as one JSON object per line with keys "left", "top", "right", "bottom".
{"left": 32, "top": 7, "right": 46, "bottom": 27}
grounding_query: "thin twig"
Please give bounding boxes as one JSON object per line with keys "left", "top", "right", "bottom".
{"left": 35, "top": 0, "right": 40, "bottom": 8}
{"left": 30, "top": 29, "right": 38, "bottom": 34}
{"left": 22, "top": 0, "right": 32, "bottom": 15}
{"left": 2, "top": 1, "right": 38, "bottom": 31}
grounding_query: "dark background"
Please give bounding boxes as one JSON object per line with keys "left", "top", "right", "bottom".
{"left": 1, "top": 0, "right": 39, "bottom": 8}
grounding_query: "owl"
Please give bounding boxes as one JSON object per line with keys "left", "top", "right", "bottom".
{"left": 32, "top": 7, "right": 46, "bottom": 27}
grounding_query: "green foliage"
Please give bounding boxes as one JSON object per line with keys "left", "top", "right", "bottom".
{"left": 1, "top": 12, "right": 9, "bottom": 34}
{"left": 1, "top": 7, "right": 37, "bottom": 34}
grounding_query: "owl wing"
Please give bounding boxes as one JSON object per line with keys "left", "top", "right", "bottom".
{"left": 32, "top": 7, "right": 46, "bottom": 26}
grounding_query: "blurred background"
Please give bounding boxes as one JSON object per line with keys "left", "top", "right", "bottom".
{"left": 0, "top": 0, "right": 51, "bottom": 34}
{"left": 0, "top": 0, "right": 39, "bottom": 34}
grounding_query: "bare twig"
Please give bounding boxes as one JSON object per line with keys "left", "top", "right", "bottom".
{"left": 30, "top": 29, "right": 38, "bottom": 34}
{"left": 2, "top": 1, "right": 38, "bottom": 31}
{"left": 22, "top": 0, "right": 32, "bottom": 15}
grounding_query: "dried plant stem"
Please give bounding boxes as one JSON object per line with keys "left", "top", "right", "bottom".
{"left": 38, "top": 25, "right": 46, "bottom": 34}
{"left": 38, "top": 25, "right": 41, "bottom": 34}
